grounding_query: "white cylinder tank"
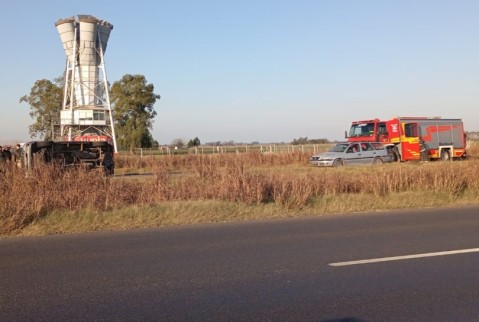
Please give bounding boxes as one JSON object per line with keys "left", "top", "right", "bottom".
{"left": 56, "top": 18, "right": 76, "bottom": 64}
{"left": 55, "top": 15, "right": 113, "bottom": 107}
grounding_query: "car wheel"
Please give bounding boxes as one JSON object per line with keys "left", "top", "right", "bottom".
{"left": 373, "top": 157, "right": 383, "bottom": 165}
{"left": 332, "top": 159, "right": 343, "bottom": 167}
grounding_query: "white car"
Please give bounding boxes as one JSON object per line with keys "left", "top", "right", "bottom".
{"left": 309, "top": 142, "right": 392, "bottom": 167}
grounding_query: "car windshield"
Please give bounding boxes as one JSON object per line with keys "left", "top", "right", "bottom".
{"left": 329, "top": 143, "right": 349, "bottom": 152}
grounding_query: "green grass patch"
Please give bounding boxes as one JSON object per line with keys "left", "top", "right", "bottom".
{"left": 15, "top": 190, "right": 479, "bottom": 237}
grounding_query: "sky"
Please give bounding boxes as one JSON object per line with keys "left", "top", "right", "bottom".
{"left": 0, "top": 0, "right": 478, "bottom": 145}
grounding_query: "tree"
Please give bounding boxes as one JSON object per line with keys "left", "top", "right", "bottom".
{"left": 291, "top": 137, "right": 309, "bottom": 145}
{"left": 187, "top": 137, "right": 201, "bottom": 147}
{"left": 171, "top": 138, "right": 185, "bottom": 148}
{"left": 151, "top": 140, "right": 160, "bottom": 149}
{"left": 19, "top": 78, "right": 63, "bottom": 140}
{"left": 291, "top": 137, "right": 329, "bottom": 145}
{"left": 110, "top": 74, "right": 160, "bottom": 151}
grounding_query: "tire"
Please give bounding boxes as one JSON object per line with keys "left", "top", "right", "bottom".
{"left": 373, "top": 157, "right": 383, "bottom": 165}
{"left": 104, "top": 164, "right": 114, "bottom": 176}
{"left": 332, "top": 159, "right": 343, "bottom": 167}
{"left": 102, "top": 152, "right": 114, "bottom": 175}
{"left": 440, "top": 150, "right": 451, "bottom": 161}
{"left": 388, "top": 147, "right": 400, "bottom": 162}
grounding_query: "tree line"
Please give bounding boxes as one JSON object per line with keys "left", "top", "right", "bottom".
{"left": 291, "top": 137, "right": 329, "bottom": 145}
{"left": 19, "top": 74, "right": 160, "bottom": 151}
{"left": 20, "top": 75, "right": 333, "bottom": 150}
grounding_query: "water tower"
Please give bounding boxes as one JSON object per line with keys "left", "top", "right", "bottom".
{"left": 55, "top": 15, "right": 117, "bottom": 152}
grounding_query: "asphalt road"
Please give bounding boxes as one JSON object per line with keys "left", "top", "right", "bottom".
{"left": 2, "top": 205, "right": 479, "bottom": 321}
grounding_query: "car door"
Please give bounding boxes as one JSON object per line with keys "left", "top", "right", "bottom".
{"left": 358, "top": 143, "right": 375, "bottom": 164}
{"left": 345, "top": 143, "right": 361, "bottom": 165}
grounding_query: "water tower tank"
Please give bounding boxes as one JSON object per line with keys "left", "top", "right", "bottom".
{"left": 55, "top": 15, "right": 117, "bottom": 152}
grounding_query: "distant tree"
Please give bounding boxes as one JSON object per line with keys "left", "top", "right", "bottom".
{"left": 171, "top": 138, "right": 185, "bottom": 148}
{"left": 465, "top": 131, "right": 479, "bottom": 141}
{"left": 140, "top": 131, "right": 156, "bottom": 148}
{"left": 110, "top": 74, "right": 160, "bottom": 151}
{"left": 187, "top": 137, "right": 201, "bottom": 147}
{"left": 291, "top": 137, "right": 329, "bottom": 145}
{"left": 19, "top": 77, "right": 63, "bottom": 140}
{"left": 309, "top": 138, "right": 329, "bottom": 144}
{"left": 291, "top": 137, "right": 309, "bottom": 145}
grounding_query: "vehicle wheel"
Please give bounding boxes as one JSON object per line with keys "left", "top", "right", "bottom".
{"left": 440, "top": 150, "right": 451, "bottom": 161}
{"left": 373, "top": 157, "right": 383, "bottom": 165}
{"left": 388, "top": 147, "right": 400, "bottom": 162}
{"left": 102, "top": 152, "right": 114, "bottom": 175}
{"left": 332, "top": 159, "right": 343, "bottom": 167}
{"left": 104, "top": 164, "right": 114, "bottom": 176}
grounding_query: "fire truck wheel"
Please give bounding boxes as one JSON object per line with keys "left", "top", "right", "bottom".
{"left": 332, "top": 159, "right": 343, "bottom": 167}
{"left": 440, "top": 150, "right": 451, "bottom": 161}
{"left": 373, "top": 157, "right": 383, "bottom": 165}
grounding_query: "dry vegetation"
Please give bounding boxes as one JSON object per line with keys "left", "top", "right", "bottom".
{"left": 2, "top": 144, "right": 479, "bottom": 236}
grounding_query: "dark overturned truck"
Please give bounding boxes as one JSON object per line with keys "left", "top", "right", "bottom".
{"left": 21, "top": 140, "right": 115, "bottom": 175}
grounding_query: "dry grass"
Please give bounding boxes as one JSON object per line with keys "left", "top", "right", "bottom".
{"left": 2, "top": 149, "right": 479, "bottom": 236}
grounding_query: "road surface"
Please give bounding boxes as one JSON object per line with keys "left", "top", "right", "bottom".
{"left": 1, "top": 205, "right": 479, "bottom": 321}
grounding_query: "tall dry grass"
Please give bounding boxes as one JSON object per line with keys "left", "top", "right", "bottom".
{"left": 2, "top": 151, "right": 479, "bottom": 234}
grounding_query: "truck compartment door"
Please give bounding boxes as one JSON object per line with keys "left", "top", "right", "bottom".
{"left": 401, "top": 123, "right": 421, "bottom": 161}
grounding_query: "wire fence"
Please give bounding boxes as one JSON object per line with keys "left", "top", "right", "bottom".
{"left": 119, "top": 144, "right": 332, "bottom": 157}
{"left": 118, "top": 140, "right": 479, "bottom": 158}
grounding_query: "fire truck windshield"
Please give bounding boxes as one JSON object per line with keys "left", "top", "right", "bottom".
{"left": 349, "top": 122, "right": 375, "bottom": 137}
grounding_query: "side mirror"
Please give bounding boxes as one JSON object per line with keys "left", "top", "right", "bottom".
{"left": 344, "top": 130, "right": 348, "bottom": 138}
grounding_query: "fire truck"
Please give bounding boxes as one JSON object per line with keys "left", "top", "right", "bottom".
{"left": 346, "top": 117, "right": 467, "bottom": 162}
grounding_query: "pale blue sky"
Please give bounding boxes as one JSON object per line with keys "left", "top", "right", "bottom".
{"left": 0, "top": 0, "right": 478, "bottom": 145}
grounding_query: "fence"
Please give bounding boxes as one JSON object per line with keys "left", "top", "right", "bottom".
{"left": 119, "top": 144, "right": 331, "bottom": 157}
{"left": 118, "top": 140, "right": 479, "bottom": 158}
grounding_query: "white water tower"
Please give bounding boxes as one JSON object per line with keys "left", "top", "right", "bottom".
{"left": 55, "top": 15, "right": 117, "bottom": 152}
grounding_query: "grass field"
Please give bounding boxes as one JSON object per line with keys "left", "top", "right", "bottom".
{"left": 2, "top": 143, "right": 479, "bottom": 237}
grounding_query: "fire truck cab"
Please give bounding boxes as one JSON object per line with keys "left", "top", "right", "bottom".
{"left": 347, "top": 117, "right": 467, "bottom": 162}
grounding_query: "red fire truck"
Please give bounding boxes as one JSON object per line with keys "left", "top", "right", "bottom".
{"left": 346, "top": 117, "right": 467, "bottom": 162}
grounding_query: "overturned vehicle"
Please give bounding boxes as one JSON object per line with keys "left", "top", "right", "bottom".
{"left": 22, "top": 140, "right": 115, "bottom": 175}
